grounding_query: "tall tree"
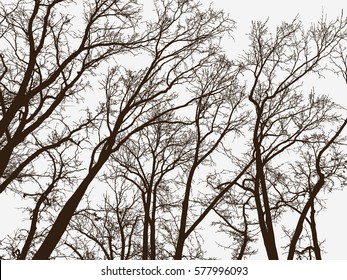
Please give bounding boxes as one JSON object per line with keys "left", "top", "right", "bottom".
{"left": 174, "top": 54, "right": 248, "bottom": 259}
{"left": 236, "top": 16, "right": 347, "bottom": 259}
{"left": 1, "top": 1, "right": 347, "bottom": 260}
{"left": 31, "top": 0, "right": 234, "bottom": 259}
{"left": 0, "top": 0, "right": 146, "bottom": 193}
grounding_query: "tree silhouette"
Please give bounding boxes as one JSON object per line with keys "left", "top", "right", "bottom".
{"left": 29, "top": 0, "right": 234, "bottom": 259}
{"left": 0, "top": 0, "right": 146, "bottom": 193}
{"left": 225, "top": 16, "right": 347, "bottom": 259}
{"left": 1, "top": 0, "right": 346, "bottom": 260}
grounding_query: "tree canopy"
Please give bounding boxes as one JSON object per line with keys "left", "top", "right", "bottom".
{"left": 0, "top": 0, "right": 346, "bottom": 260}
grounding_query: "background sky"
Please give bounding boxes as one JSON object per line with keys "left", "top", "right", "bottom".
{"left": 0, "top": 0, "right": 346, "bottom": 260}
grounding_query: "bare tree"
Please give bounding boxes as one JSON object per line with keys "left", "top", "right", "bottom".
{"left": 0, "top": 0, "right": 146, "bottom": 194}
{"left": 234, "top": 16, "right": 347, "bottom": 259}
{"left": 1, "top": 1, "right": 347, "bottom": 261}
{"left": 172, "top": 54, "right": 249, "bottom": 259}
{"left": 64, "top": 181, "right": 143, "bottom": 260}
{"left": 286, "top": 119, "right": 347, "bottom": 259}
{"left": 30, "top": 0, "right": 234, "bottom": 259}
{"left": 0, "top": 140, "right": 83, "bottom": 259}
{"left": 112, "top": 115, "right": 193, "bottom": 259}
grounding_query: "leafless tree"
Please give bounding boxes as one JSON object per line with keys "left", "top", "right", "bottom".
{"left": 232, "top": 16, "right": 347, "bottom": 259}
{"left": 173, "top": 54, "right": 249, "bottom": 259}
{"left": 111, "top": 116, "right": 193, "bottom": 259}
{"left": 0, "top": 0, "right": 146, "bottom": 194}
{"left": 64, "top": 180, "right": 143, "bottom": 260}
{"left": 1, "top": 1, "right": 347, "bottom": 261}
{"left": 30, "top": 0, "right": 234, "bottom": 259}
{"left": 211, "top": 194, "right": 258, "bottom": 260}
{"left": 0, "top": 140, "right": 83, "bottom": 259}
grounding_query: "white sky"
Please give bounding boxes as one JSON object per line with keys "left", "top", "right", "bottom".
{"left": 0, "top": 0, "right": 346, "bottom": 260}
